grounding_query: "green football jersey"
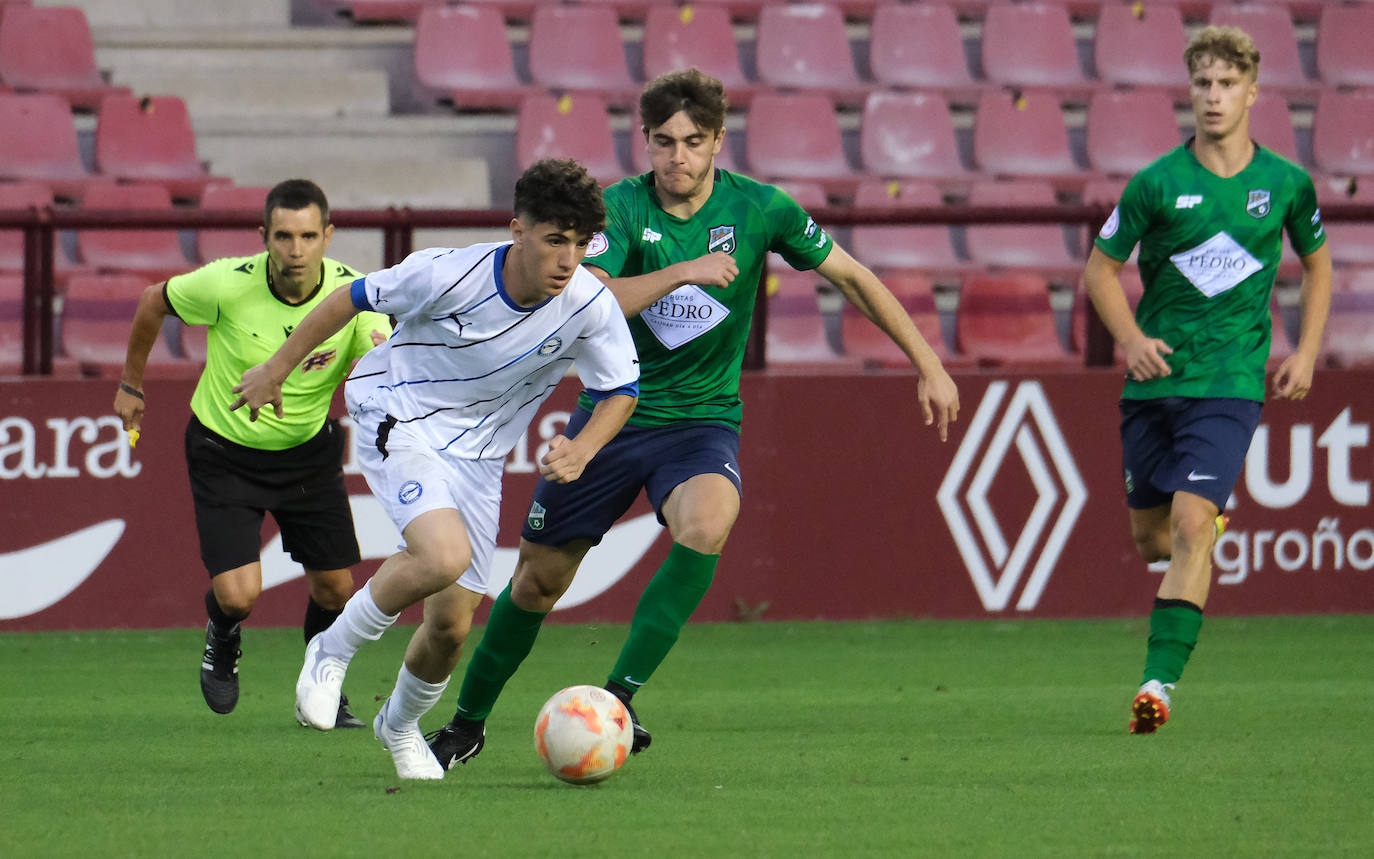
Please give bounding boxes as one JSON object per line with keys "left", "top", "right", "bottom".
{"left": 167, "top": 253, "right": 391, "bottom": 450}
{"left": 580, "top": 170, "right": 834, "bottom": 429}
{"left": 1095, "top": 142, "right": 1325, "bottom": 401}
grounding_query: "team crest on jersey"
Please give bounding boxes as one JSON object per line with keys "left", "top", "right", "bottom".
{"left": 1246, "top": 190, "right": 1271, "bottom": 219}
{"left": 537, "top": 336, "right": 563, "bottom": 356}
{"left": 300, "top": 349, "right": 338, "bottom": 372}
{"left": 527, "top": 501, "right": 546, "bottom": 531}
{"left": 707, "top": 225, "right": 736, "bottom": 254}
{"left": 398, "top": 480, "right": 423, "bottom": 505}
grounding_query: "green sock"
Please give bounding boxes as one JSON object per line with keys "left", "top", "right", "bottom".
{"left": 609, "top": 542, "right": 718, "bottom": 691}
{"left": 454, "top": 583, "right": 547, "bottom": 721}
{"left": 1142, "top": 600, "right": 1204, "bottom": 685}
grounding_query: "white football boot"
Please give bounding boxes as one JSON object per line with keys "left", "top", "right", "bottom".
{"left": 295, "top": 633, "right": 348, "bottom": 731}
{"left": 374, "top": 698, "right": 445, "bottom": 780}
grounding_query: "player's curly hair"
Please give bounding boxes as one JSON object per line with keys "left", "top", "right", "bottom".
{"left": 1185, "top": 26, "right": 1261, "bottom": 80}
{"left": 639, "top": 68, "right": 728, "bottom": 136}
{"left": 513, "top": 158, "right": 606, "bottom": 237}
{"left": 264, "top": 179, "right": 329, "bottom": 227}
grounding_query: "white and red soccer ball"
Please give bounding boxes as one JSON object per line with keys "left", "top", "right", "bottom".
{"left": 534, "top": 685, "right": 632, "bottom": 784}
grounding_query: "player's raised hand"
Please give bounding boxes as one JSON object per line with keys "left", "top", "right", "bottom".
{"left": 230, "top": 363, "right": 285, "bottom": 422}
{"left": 1272, "top": 351, "right": 1316, "bottom": 400}
{"left": 538, "top": 435, "right": 593, "bottom": 484}
{"left": 1123, "top": 336, "right": 1174, "bottom": 382}
{"left": 918, "top": 368, "right": 960, "bottom": 443}
{"left": 680, "top": 251, "right": 739, "bottom": 289}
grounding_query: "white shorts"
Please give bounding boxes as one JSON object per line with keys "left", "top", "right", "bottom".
{"left": 352, "top": 408, "right": 504, "bottom": 595}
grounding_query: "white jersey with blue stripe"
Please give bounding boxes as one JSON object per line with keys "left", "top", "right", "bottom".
{"left": 345, "top": 242, "right": 639, "bottom": 460}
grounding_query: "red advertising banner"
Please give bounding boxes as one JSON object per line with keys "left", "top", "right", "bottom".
{"left": 1, "top": 371, "right": 1370, "bottom": 630}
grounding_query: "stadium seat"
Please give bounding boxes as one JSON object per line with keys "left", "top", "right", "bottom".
{"left": 528, "top": 6, "right": 639, "bottom": 109}
{"left": 413, "top": 5, "right": 530, "bottom": 111}
{"left": 1082, "top": 178, "right": 1127, "bottom": 207}
{"left": 1247, "top": 92, "right": 1300, "bottom": 165}
{"left": 1320, "top": 270, "right": 1374, "bottom": 369}
{"left": 1092, "top": 3, "right": 1188, "bottom": 94}
{"left": 956, "top": 273, "right": 1077, "bottom": 366}
{"left": 641, "top": 5, "right": 755, "bottom": 107}
{"left": 93, "top": 94, "right": 224, "bottom": 203}
{"left": 1312, "top": 91, "right": 1374, "bottom": 177}
{"left": 0, "top": 180, "right": 50, "bottom": 272}
{"left": 840, "top": 271, "right": 965, "bottom": 368}
{"left": 963, "top": 180, "right": 1082, "bottom": 274}
{"left": 859, "top": 91, "right": 970, "bottom": 182}
{"left": 1071, "top": 265, "right": 1144, "bottom": 360}
{"left": 345, "top": 0, "right": 434, "bottom": 22}
{"left": 447, "top": 0, "right": 540, "bottom": 23}
{"left": 0, "top": 5, "right": 130, "bottom": 111}
{"left": 515, "top": 94, "right": 627, "bottom": 187}
{"left": 75, "top": 182, "right": 189, "bottom": 281}
{"left": 577, "top": 0, "right": 680, "bottom": 24}
{"left": 772, "top": 180, "right": 828, "bottom": 210}
{"left": 742, "top": 92, "right": 857, "bottom": 195}
{"left": 685, "top": 0, "right": 783, "bottom": 24}
{"left": 1085, "top": 90, "right": 1181, "bottom": 177}
{"left": 59, "top": 272, "right": 191, "bottom": 377}
{"left": 1316, "top": 3, "right": 1374, "bottom": 88}
{"left": 0, "top": 93, "right": 94, "bottom": 201}
{"left": 1315, "top": 176, "right": 1374, "bottom": 267}
{"left": 980, "top": 2, "right": 1091, "bottom": 96}
{"left": 196, "top": 184, "right": 269, "bottom": 264}
{"left": 849, "top": 179, "right": 966, "bottom": 275}
{"left": 868, "top": 3, "right": 981, "bottom": 100}
{"left": 762, "top": 267, "right": 854, "bottom": 366}
{"left": 754, "top": 4, "right": 873, "bottom": 107}
{"left": 972, "top": 90, "right": 1085, "bottom": 185}
{"left": 1208, "top": 4, "right": 1313, "bottom": 96}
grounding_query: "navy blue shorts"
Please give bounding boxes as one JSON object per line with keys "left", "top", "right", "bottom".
{"left": 1118, "top": 397, "right": 1262, "bottom": 511}
{"left": 521, "top": 408, "right": 743, "bottom": 547}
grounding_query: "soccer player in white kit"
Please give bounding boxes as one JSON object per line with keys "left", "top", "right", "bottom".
{"left": 231, "top": 159, "right": 640, "bottom": 779}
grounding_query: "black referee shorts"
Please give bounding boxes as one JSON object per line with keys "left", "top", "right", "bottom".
{"left": 184, "top": 415, "right": 362, "bottom": 577}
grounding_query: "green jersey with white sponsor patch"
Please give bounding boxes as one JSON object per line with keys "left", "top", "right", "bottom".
{"left": 580, "top": 170, "right": 834, "bottom": 429}
{"left": 167, "top": 253, "right": 391, "bottom": 450}
{"left": 1095, "top": 142, "right": 1324, "bottom": 401}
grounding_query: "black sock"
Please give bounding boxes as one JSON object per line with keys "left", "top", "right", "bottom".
{"left": 605, "top": 680, "right": 635, "bottom": 706}
{"left": 304, "top": 597, "right": 343, "bottom": 645}
{"left": 205, "top": 589, "right": 244, "bottom": 636}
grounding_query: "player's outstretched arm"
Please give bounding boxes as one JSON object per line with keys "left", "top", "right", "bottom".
{"left": 1084, "top": 247, "right": 1174, "bottom": 382}
{"left": 114, "top": 282, "right": 173, "bottom": 436}
{"left": 1273, "top": 243, "right": 1332, "bottom": 400}
{"left": 589, "top": 252, "right": 739, "bottom": 317}
{"left": 231, "top": 287, "right": 360, "bottom": 421}
{"left": 814, "top": 244, "right": 960, "bottom": 441}
{"left": 539, "top": 394, "right": 638, "bottom": 484}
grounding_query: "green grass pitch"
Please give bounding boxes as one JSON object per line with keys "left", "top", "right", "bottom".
{"left": 3, "top": 616, "right": 1372, "bottom": 857}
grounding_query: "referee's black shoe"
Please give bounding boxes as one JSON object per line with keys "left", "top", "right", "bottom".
{"left": 335, "top": 694, "right": 366, "bottom": 729}
{"left": 200, "top": 621, "right": 241, "bottom": 714}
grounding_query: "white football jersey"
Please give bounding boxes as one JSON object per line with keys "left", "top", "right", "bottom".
{"left": 345, "top": 243, "right": 639, "bottom": 460}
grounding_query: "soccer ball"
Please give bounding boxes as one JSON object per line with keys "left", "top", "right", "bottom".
{"left": 534, "top": 685, "right": 633, "bottom": 785}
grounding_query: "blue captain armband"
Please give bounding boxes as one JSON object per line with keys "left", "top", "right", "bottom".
{"left": 350, "top": 277, "right": 374, "bottom": 311}
{"left": 585, "top": 382, "right": 639, "bottom": 401}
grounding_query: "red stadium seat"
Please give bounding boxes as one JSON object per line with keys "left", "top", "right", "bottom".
{"left": 413, "top": 5, "right": 530, "bottom": 111}
{"left": 963, "top": 180, "right": 1081, "bottom": 273}
{"left": 196, "top": 184, "right": 269, "bottom": 264}
{"left": 742, "top": 92, "right": 857, "bottom": 195}
{"left": 641, "top": 5, "right": 755, "bottom": 107}
{"left": 1316, "top": 3, "right": 1374, "bottom": 88}
{"left": 94, "top": 95, "right": 224, "bottom": 203}
{"left": 1247, "top": 92, "right": 1300, "bottom": 165}
{"left": 1320, "top": 270, "right": 1374, "bottom": 369}
{"left": 973, "top": 90, "right": 1085, "bottom": 185}
{"left": 868, "top": 3, "right": 981, "bottom": 100}
{"left": 956, "top": 273, "right": 1076, "bottom": 366}
{"left": 980, "top": 2, "right": 1091, "bottom": 96}
{"left": 762, "top": 267, "right": 855, "bottom": 366}
{"left": 0, "top": 180, "right": 50, "bottom": 272}
{"left": 1082, "top": 178, "right": 1127, "bottom": 207}
{"left": 1086, "top": 90, "right": 1181, "bottom": 177}
{"left": 0, "top": 93, "right": 94, "bottom": 201}
{"left": 59, "top": 272, "right": 193, "bottom": 377}
{"left": 684, "top": 0, "right": 783, "bottom": 24}
{"left": 0, "top": 272, "right": 24, "bottom": 373}
{"left": 346, "top": 0, "right": 433, "bottom": 22}
{"left": 772, "top": 180, "right": 828, "bottom": 210}
{"left": 1315, "top": 177, "right": 1374, "bottom": 267}
{"left": 849, "top": 179, "right": 966, "bottom": 275}
{"left": 575, "top": 0, "right": 678, "bottom": 24}
{"left": 1312, "top": 91, "right": 1374, "bottom": 178}
{"left": 1093, "top": 3, "right": 1188, "bottom": 94}
{"left": 1071, "top": 265, "right": 1144, "bottom": 360}
{"left": 515, "top": 94, "right": 627, "bottom": 187}
{"left": 528, "top": 6, "right": 639, "bottom": 109}
{"left": 75, "top": 182, "right": 189, "bottom": 281}
{"left": 1208, "top": 4, "right": 1313, "bottom": 96}
{"left": 840, "top": 271, "right": 965, "bottom": 368}
{"left": 754, "top": 4, "right": 873, "bottom": 107}
{"left": 859, "top": 91, "right": 970, "bottom": 182}
{"left": 0, "top": 5, "right": 130, "bottom": 111}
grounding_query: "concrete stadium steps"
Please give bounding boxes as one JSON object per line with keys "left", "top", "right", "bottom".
{"left": 106, "top": 69, "right": 392, "bottom": 120}
{"left": 39, "top": 0, "right": 292, "bottom": 28}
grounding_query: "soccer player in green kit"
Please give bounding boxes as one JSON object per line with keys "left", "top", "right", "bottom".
{"left": 113, "top": 179, "right": 390, "bottom": 725}
{"left": 1083, "top": 27, "right": 1331, "bottom": 733}
{"left": 428, "top": 68, "right": 960, "bottom": 768}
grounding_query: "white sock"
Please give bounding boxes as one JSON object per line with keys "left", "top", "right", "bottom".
{"left": 318, "top": 578, "right": 398, "bottom": 660}
{"left": 386, "top": 663, "right": 449, "bottom": 730}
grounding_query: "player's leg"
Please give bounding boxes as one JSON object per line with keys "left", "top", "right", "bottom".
{"left": 301, "top": 567, "right": 364, "bottom": 728}
{"left": 200, "top": 562, "right": 261, "bottom": 715}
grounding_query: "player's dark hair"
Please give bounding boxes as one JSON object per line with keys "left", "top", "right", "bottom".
{"left": 263, "top": 179, "right": 330, "bottom": 227}
{"left": 513, "top": 159, "right": 606, "bottom": 237}
{"left": 1185, "top": 26, "right": 1261, "bottom": 80}
{"left": 639, "top": 68, "right": 728, "bottom": 136}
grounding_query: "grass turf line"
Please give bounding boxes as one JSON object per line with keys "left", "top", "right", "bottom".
{"left": 2, "top": 616, "right": 1372, "bottom": 857}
